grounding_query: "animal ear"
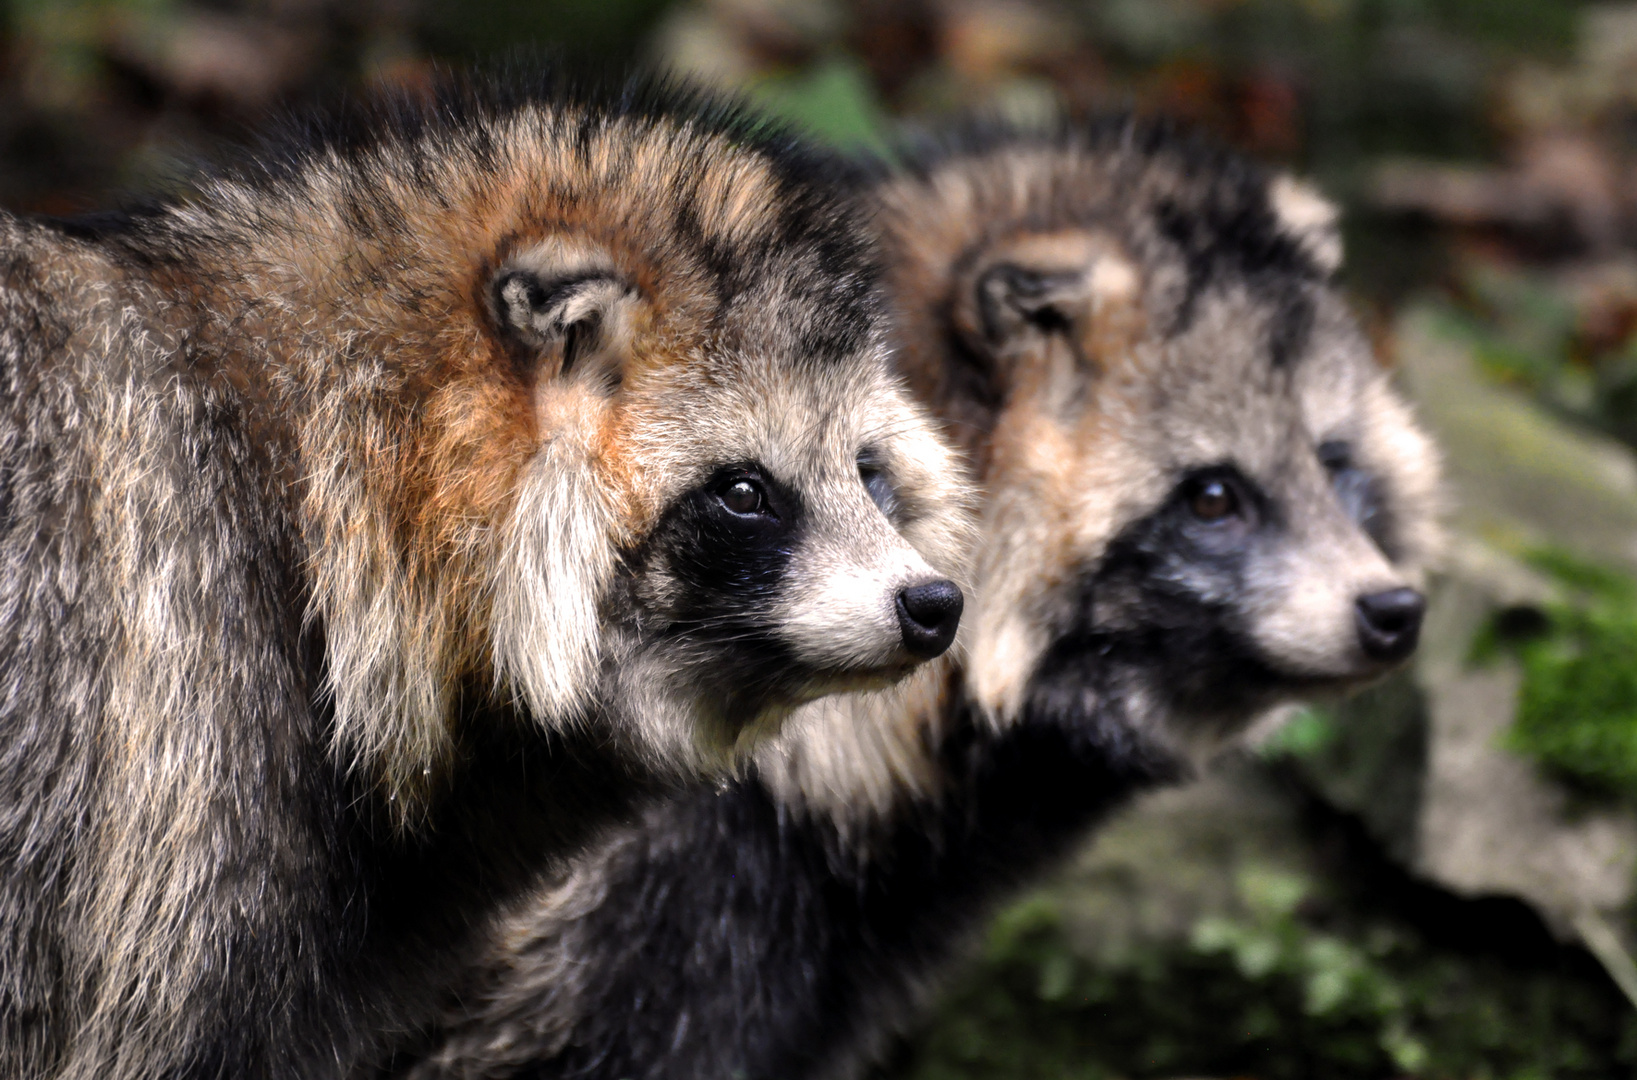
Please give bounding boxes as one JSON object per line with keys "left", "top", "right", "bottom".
{"left": 1269, "top": 174, "right": 1343, "bottom": 275}
{"left": 956, "top": 231, "right": 1143, "bottom": 367}
{"left": 492, "top": 259, "right": 639, "bottom": 384}
{"left": 972, "top": 264, "right": 1094, "bottom": 344}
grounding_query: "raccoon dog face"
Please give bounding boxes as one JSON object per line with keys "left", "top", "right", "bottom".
{"left": 877, "top": 127, "right": 1439, "bottom": 757}
{"left": 458, "top": 118, "right": 969, "bottom": 772}
{"left": 488, "top": 237, "right": 971, "bottom": 766}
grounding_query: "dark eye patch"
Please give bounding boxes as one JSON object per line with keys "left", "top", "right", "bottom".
{"left": 1030, "top": 461, "right": 1279, "bottom": 718}
{"left": 857, "top": 449, "right": 899, "bottom": 520}
{"left": 627, "top": 462, "right": 809, "bottom": 719}
{"left": 642, "top": 463, "right": 801, "bottom": 614}
{"left": 1318, "top": 440, "right": 1395, "bottom": 557}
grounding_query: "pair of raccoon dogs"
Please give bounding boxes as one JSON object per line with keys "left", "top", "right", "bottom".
{"left": 0, "top": 75, "right": 975, "bottom": 1079}
{"left": 390, "top": 121, "right": 1442, "bottom": 1079}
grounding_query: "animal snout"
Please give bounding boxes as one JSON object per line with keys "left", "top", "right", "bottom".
{"left": 896, "top": 579, "right": 964, "bottom": 659}
{"left": 1355, "top": 587, "right": 1425, "bottom": 663}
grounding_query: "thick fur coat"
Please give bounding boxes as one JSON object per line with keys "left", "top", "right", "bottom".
{"left": 387, "top": 119, "right": 1442, "bottom": 1080}
{"left": 0, "top": 75, "right": 970, "bottom": 1079}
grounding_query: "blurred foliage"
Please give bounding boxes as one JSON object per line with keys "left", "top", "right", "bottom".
{"left": 0, "top": 0, "right": 683, "bottom": 212}
{"left": 878, "top": 858, "right": 1637, "bottom": 1080}
{"left": 417, "top": 0, "right": 673, "bottom": 63}
{"left": 746, "top": 56, "right": 892, "bottom": 155}
{"left": 658, "top": 0, "right": 1606, "bottom": 199}
{"left": 0, "top": 0, "right": 1617, "bottom": 226}
{"left": 1440, "top": 267, "right": 1637, "bottom": 452}
{"left": 1260, "top": 707, "right": 1340, "bottom": 760}
{"left": 1271, "top": 675, "right": 1428, "bottom": 865}
{"left": 1473, "top": 548, "right": 1637, "bottom": 804}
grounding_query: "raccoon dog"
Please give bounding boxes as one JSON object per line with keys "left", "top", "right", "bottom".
{"left": 0, "top": 75, "right": 971, "bottom": 1079}
{"left": 388, "top": 119, "right": 1440, "bottom": 1080}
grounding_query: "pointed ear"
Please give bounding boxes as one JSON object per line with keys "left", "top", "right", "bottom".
{"left": 491, "top": 248, "right": 641, "bottom": 388}
{"left": 955, "top": 230, "right": 1143, "bottom": 368}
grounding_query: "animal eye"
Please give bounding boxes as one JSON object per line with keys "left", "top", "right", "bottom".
{"left": 1189, "top": 479, "right": 1239, "bottom": 522}
{"left": 718, "top": 478, "right": 768, "bottom": 517}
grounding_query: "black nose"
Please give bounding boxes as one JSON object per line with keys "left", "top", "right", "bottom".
{"left": 897, "top": 579, "right": 964, "bottom": 659}
{"left": 1355, "top": 587, "right": 1426, "bottom": 663}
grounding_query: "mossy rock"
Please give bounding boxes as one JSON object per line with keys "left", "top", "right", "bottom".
{"left": 874, "top": 764, "right": 1637, "bottom": 1080}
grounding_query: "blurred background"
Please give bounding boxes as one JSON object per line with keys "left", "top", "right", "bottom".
{"left": 9, "top": 0, "right": 1637, "bottom": 1075}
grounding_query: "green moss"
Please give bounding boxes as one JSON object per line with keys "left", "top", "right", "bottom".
{"left": 877, "top": 866, "right": 1637, "bottom": 1080}
{"left": 1259, "top": 707, "right": 1339, "bottom": 760}
{"left": 1478, "top": 548, "right": 1637, "bottom": 802}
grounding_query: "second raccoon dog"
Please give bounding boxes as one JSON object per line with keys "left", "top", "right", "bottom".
{"left": 0, "top": 76, "right": 970, "bottom": 1080}
{"left": 386, "top": 120, "right": 1440, "bottom": 1080}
